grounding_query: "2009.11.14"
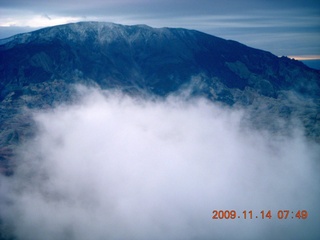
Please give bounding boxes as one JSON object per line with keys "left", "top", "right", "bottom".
{"left": 212, "top": 210, "right": 308, "bottom": 220}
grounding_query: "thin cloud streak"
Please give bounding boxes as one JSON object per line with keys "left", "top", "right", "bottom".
{"left": 289, "top": 55, "right": 320, "bottom": 60}
{"left": 0, "top": 15, "right": 83, "bottom": 28}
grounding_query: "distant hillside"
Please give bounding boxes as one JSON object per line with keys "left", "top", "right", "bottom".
{"left": 0, "top": 22, "right": 319, "bottom": 175}
{"left": 301, "top": 60, "right": 320, "bottom": 70}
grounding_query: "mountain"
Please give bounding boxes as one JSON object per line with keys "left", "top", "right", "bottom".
{"left": 0, "top": 21, "right": 319, "bottom": 175}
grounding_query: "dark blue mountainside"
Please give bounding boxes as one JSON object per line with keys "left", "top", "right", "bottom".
{"left": 0, "top": 22, "right": 319, "bottom": 176}
{"left": 1, "top": 22, "right": 319, "bottom": 96}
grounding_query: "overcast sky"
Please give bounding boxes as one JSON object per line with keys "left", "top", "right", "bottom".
{"left": 0, "top": 0, "right": 319, "bottom": 58}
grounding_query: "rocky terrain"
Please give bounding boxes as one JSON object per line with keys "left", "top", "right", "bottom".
{"left": 0, "top": 22, "right": 319, "bottom": 175}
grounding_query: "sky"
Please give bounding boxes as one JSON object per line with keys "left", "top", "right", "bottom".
{"left": 0, "top": 0, "right": 319, "bottom": 59}
{"left": 0, "top": 86, "right": 319, "bottom": 239}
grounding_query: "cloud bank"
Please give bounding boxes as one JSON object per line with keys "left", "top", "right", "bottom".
{"left": 1, "top": 86, "right": 319, "bottom": 240}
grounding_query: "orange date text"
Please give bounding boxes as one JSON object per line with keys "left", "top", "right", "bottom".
{"left": 212, "top": 210, "right": 308, "bottom": 220}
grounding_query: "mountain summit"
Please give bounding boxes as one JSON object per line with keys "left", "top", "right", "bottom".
{"left": 0, "top": 22, "right": 319, "bottom": 174}
{"left": 1, "top": 22, "right": 319, "bottom": 95}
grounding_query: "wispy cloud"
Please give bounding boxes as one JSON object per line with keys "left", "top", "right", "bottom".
{"left": 0, "top": 14, "right": 83, "bottom": 28}
{"left": 288, "top": 55, "right": 320, "bottom": 60}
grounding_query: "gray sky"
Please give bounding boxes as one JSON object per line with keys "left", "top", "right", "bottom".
{"left": 0, "top": 0, "right": 319, "bottom": 58}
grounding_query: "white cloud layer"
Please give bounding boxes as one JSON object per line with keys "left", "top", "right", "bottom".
{"left": 1, "top": 86, "right": 319, "bottom": 239}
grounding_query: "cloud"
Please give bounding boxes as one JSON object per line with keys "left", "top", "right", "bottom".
{"left": 0, "top": 86, "right": 319, "bottom": 240}
{"left": 0, "top": 14, "right": 83, "bottom": 28}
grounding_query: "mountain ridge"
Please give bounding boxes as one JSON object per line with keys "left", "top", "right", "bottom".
{"left": 1, "top": 22, "right": 318, "bottom": 97}
{"left": 0, "top": 21, "right": 319, "bottom": 175}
